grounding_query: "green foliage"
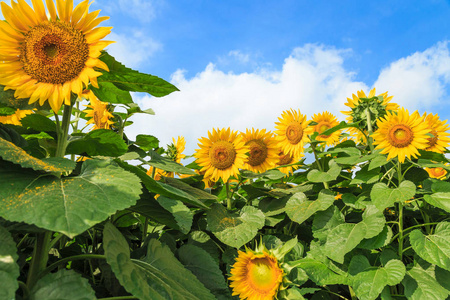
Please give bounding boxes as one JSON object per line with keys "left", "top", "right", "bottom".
{"left": 0, "top": 225, "right": 19, "bottom": 300}
{"left": 66, "top": 129, "right": 128, "bottom": 157}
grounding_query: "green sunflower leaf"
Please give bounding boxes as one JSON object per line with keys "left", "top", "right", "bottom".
{"left": 0, "top": 225, "right": 19, "bottom": 300}
{"left": 157, "top": 196, "right": 193, "bottom": 234}
{"left": 135, "top": 134, "right": 159, "bottom": 151}
{"left": 99, "top": 52, "right": 179, "bottom": 97}
{"left": 90, "top": 81, "right": 133, "bottom": 104}
{"left": 307, "top": 160, "right": 341, "bottom": 183}
{"left": 29, "top": 269, "right": 96, "bottom": 300}
{"left": 0, "top": 137, "right": 75, "bottom": 173}
{"left": 409, "top": 222, "right": 450, "bottom": 271}
{"left": 207, "top": 204, "right": 265, "bottom": 248}
{"left": 402, "top": 263, "right": 450, "bottom": 300}
{"left": 370, "top": 180, "right": 416, "bottom": 210}
{"left": 0, "top": 159, "right": 142, "bottom": 238}
{"left": 103, "top": 223, "right": 215, "bottom": 300}
{"left": 20, "top": 114, "right": 56, "bottom": 132}
{"left": 147, "top": 150, "right": 196, "bottom": 175}
{"left": 323, "top": 222, "right": 367, "bottom": 264}
{"left": 285, "top": 190, "right": 335, "bottom": 225}
{"left": 294, "top": 258, "right": 349, "bottom": 285}
{"left": 423, "top": 181, "right": 450, "bottom": 213}
{"left": 66, "top": 129, "right": 128, "bottom": 157}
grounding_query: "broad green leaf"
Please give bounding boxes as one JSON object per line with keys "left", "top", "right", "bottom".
{"left": 0, "top": 138, "right": 75, "bottom": 173}
{"left": 164, "top": 177, "right": 217, "bottom": 205}
{"left": 334, "top": 152, "right": 380, "bottom": 165}
{"left": 116, "top": 160, "right": 208, "bottom": 208}
{"left": 207, "top": 204, "right": 265, "bottom": 248}
{"left": 424, "top": 193, "right": 450, "bottom": 213}
{"left": 240, "top": 169, "right": 286, "bottom": 180}
{"left": 22, "top": 132, "right": 54, "bottom": 140}
{"left": 99, "top": 52, "right": 179, "bottom": 97}
{"left": 358, "top": 225, "right": 393, "bottom": 250}
{"left": 350, "top": 165, "right": 381, "bottom": 185}
{"left": 321, "top": 147, "right": 361, "bottom": 158}
{"left": 361, "top": 205, "right": 386, "bottom": 239}
{"left": 157, "top": 196, "right": 193, "bottom": 234}
{"left": 103, "top": 223, "right": 215, "bottom": 300}
{"left": 285, "top": 190, "right": 335, "bottom": 225}
{"left": 0, "top": 124, "right": 27, "bottom": 147}
{"left": 135, "top": 134, "right": 159, "bottom": 151}
{"left": 403, "top": 264, "right": 450, "bottom": 300}
{"left": 307, "top": 160, "right": 341, "bottom": 183}
{"left": 90, "top": 81, "right": 133, "bottom": 104}
{"left": 312, "top": 206, "right": 345, "bottom": 242}
{"left": 148, "top": 150, "right": 196, "bottom": 175}
{"left": 323, "top": 222, "right": 367, "bottom": 263}
{"left": 66, "top": 129, "right": 128, "bottom": 157}
{"left": 370, "top": 180, "right": 416, "bottom": 210}
{"left": 409, "top": 222, "right": 450, "bottom": 271}
{"left": 20, "top": 114, "right": 56, "bottom": 132}
{"left": 348, "top": 255, "right": 371, "bottom": 276}
{"left": 178, "top": 244, "right": 231, "bottom": 300}
{"left": 0, "top": 225, "right": 19, "bottom": 300}
{"left": 368, "top": 154, "right": 390, "bottom": 170}
{"left": 384, "top": 259, "right": 406, "bottom": 286}
{"left": 30, "top": 269, "right": 96, "bottom": 300}
{"left": 294, "top": 258, "right": 349, "bottom": 285}
{"left": 0, "top": 159, "right": 142, "bottom": 238}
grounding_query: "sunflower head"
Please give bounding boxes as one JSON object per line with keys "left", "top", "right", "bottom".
{"left": 0, "top": 108, "right": 34, "bottom": 126}
{"left": 274, "top": 109, "right": 313, "bottom": 158}
{"left": 194, "top": 128, "right": 248, "bottom": 183}
{"left": 240, "top": 128, "right": 278, "bottom": 173}
{"left": 425, "top": 166, "right": 448, "bottom": 180}
{"left": 83, "top": 90, "right": 114, "bottom": 130}
{"left": 311, "top": 111, "right": 341, "bottom": 146}
{"left": 167, "top": 136, "right": 187, "bottom": 164}
{"left": 342, "top": 88, "right": 399, "bottom": 143}
{"left": 275, "top": 149, "right": 301, "bottom": 175}
{"left": 0, "top": 0, "right": 113, "bottom": 113}
{"left": 372, "top": 108, "right": 431, "bottom": 163}
{"left": 422, "top": 112, "right": 450, "bottom": 153}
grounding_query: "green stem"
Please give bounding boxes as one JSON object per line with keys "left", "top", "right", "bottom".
{"left": 26, "top": 231, "right": 52, "bottom": 288}
{"left": 391, "top": 222, "right": 439, "bottom": 241}
{"left": 311, "top": 143, "right": 329, "bottom": 189}
{"left": 365, "top": 107, "right": 374, "bottom": 152}
{"left": 396, "top": 160, "right": 404, "bottom": 260}
{"left": 226, "top": 180, "right": 232, "bottom": 210}
{"left": 18, "top": 281, "right": 30, "bottom": 299}
{"left": 55, "top": 104, "right": 73, "bottom": 158}
{"left": 40, "top": 254, "right": 106, "bottom": 278}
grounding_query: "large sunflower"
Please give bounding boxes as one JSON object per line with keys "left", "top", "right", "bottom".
{"left": 194, "top": 128, "right": 248, "bottom": 183}
{"left": 311, "top": 111, "right": 341, "bottom": 146}
{"left": 240, "top": 128, "right": 278, "bottom": 173}
{"left": 342, "top": 88, "right": 399, "bottom": 143}
{"left": 82, "top": 90, "right": 114, "bottom": 130}
{"left": 372, "top": 108, "right": 431, "bottom": 163}
{"left": 229, "top": 248, "right": 283, "bottom": 300}
{"left": 422, "top": 112, "right": 450, "bottom": 153}
{"left": 0, "top": 0, "right": 113, "bottom": 113}
{"left": 274, "top": 109, "right": 313, "bottom": 158}
{"left": 275, "top": 149, "right": 301, "bottom": 175}
{"left": 0, "top": 108, "right": 33, "bottom": 125}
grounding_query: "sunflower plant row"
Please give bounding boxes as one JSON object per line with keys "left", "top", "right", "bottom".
{"left": 1, "top": 1, "right": 450, "bottom": 300}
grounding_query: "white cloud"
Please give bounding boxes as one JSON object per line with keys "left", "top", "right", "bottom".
{"left": 98, "top": 0, "right": 163, "bottom": 23}
{"left": 106, "top": 31, "right": 162, "bottom": 69}
{"left": 374, "top": 41, "right": 450, "bottom": 111}
{"left": 126, "top": 44, "right": 367, "bottom": 155}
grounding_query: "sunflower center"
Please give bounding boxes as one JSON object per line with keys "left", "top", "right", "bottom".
{"left": 388, "top": 124, "right": 414, "bottom": 148}
{"left": 209, "top": 140, "right": 236, "bottom": 170}
{"left": 427, "top": 129, "right": 438, "bottom": 148}
{"left": 248, "top": 257, "right": 280, "bottom": 292}
{"left": 20, "top": 21, "right": 89, "bottom": 84}
{"left": 277, "top": 152, "right": 293, "bottom": 166}
{"left": 316, "top": 121, "right": 332, "bottom": 138}
{"left": 246, "top": 139, "right": 268, "bottom": 166}
{"left": 286, "top": 122, "right": 303, "bottom": 144}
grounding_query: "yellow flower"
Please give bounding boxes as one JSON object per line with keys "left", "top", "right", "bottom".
{"left": 194, "top": 128, "right": 249, "bottom": 183}
{"left": 425, "top": 167, "right": 447, "bottom": 180}
{"left": 342, "top": 88, "right": 399, "bottom": 143}
{"left": 240, "top": 128, "right": 278, "bottom": 173}
{"left": 275, "top": 149, "right": 301, "bottom": 175}
{"left": 0, "top": 109, "right": 33, "bottom": 125}
{"left": 0, "top": 0, "right": 113, "bottom": 113}
{"left": 311, "top": 111, "right": 341, "bottom": 146}
{"left": 422, "top": 112, "right": 450, "bottom": 153}
{"left": 83, "top": 90, "right": 114, "bottom": 130}
{"left": 168, "top": 136, "right": 187, "bottom": 164}
{"left": 274, "top": 109, "right": 313, "bottom": 158}
{"left": 372, "top": 108, "right": 430, "bottom": 163}
{"left": 146, "top": 166, "right": 163, "bottom": 181}
{"left": 229, "top": 248, "right": 283, "bottom": 300}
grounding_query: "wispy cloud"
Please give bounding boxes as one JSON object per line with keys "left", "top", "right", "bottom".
{"left": 97, "top": 0, "right": 164, "bottom": 23}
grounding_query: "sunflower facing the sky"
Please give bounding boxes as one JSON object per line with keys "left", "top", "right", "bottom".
{"left": 0, "top": 0, "right": 113, "bottom": 113}
{"left": 274, "top": 109, "right": 313, "bottom": 158}
{"left": 83, "top": 90, "right": 114, "bottom": 130}
{"left": 0, "top": 109, "right": 33, "bottom": 125}
{"left": 311, "top": 111, "right": 341, "bottom": 146}
{"left": 372, "top": 108, "right": 431, "bottom": 163}
{"left": 240, "top": 128, "right": 278, "bottom": 173}
{"left": 229, "top": 245, "right": 284, "bottom": 300}
{"left": 422, "top": 112, "right": 450, "bottom": 153}
{"left": 195, "top": 128, "right": 249, "bottom": 183}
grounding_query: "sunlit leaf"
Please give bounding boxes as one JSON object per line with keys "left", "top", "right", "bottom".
{"left": 307, "top": 160, "right": 341, "bottom": 183}
{"left": 285, "top": 190, "right": 335, "bottom": 225}
{"left": 66, "top": 129, "right": 128, "bottom": 157}
{"left": 370, "top": 181, "right": 416, "bottom": 210}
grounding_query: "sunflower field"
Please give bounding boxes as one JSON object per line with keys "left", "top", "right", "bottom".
{"left": 1, "top": 1, "right": 450, "bottom": 300}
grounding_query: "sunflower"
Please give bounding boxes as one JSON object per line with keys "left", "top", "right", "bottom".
{"left": 422, "top": 112, "right": 450, "bottom": 153}
{"left": 425, "top": 167, "right": 447, "bottom": 180}
{"left": 83, "top": 90, "right": 114, "bottom": 130}
{"left": 311, "top": 111, "right": 341, "bottom": 146}
{"left": 146, "top": 166, "right": 163, "bottom": 181}
{"left": 0, "top": 108, "right": 33, "bottom": 125}
{"left": 229, "top": 247, "right": 283, "bottom": 300}
{"left": 240, "top": 128, "right": 278, "bottom": 173}
{"left": 342, "top": 88, "right": 399, "bottom": 143}
{"left": 274, "top": 109, "right": 313, "bottom": 158}
{"left": 167, "top": 136, "right": 187, "bottom": 164}
{"left": 0, "top": 0, "right": 113, "bottom": 113}
{"left": 194, "top": 128, "right": 248, "bottom": 183}
{"left": 275, "top": 149, "right": 301, "bottom": 175}
{"left": 372, "top": 108, "right": 431, "bottom": 163}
